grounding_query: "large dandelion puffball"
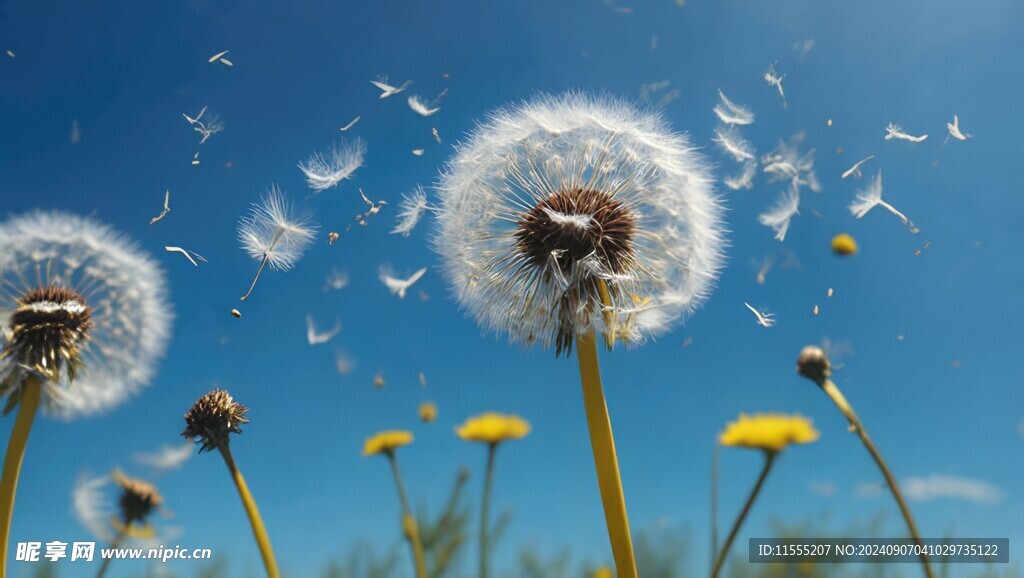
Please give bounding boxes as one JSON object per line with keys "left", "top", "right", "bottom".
{"left": 435, "top": 94, "right": 725, "bottom": 354}
{"left": 0, "top": 211, "right": 172, "bottom": 418}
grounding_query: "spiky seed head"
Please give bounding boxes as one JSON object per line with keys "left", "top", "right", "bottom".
{"left": 182, "top": 389, "right": 249, "bottom": 452}
{"left": 2, "top": 285, "right": 94, "bottom": 383}
{"left": 434, "top": 94, "right": 725, "bottom": 355}
{"left": 797, "top": 345, "right": 831, "bottom": 385}
{"left": 113, "top": 470, "right": 163, "bottom": 525}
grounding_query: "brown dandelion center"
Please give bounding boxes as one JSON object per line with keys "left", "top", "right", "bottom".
{"left": 4, "top": 285, "right": 94, "bottom": 380}
{"left": 515, "top": 188, "right": 637, "bottom": 275}
{"left": 182, "top": 389, "right": 250, "bottom": 452}
{"left": 115, "top": 472, "right": 163, "bottom": 525}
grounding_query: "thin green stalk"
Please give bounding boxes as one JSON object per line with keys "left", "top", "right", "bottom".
{"left": 820, "top": 378, "right": 934, "bottom": 578}
{"left": 219, "top": 444, "right": 279, "bottom": 578}
{"left": 711, "top": 452, "right": 776, "bottom": 578}
{"left": 0, "top": 374, "right": 42, "bottom": 578}
{"left": 95, "top": 527, "right": 126, "bottom": 578}
{"left": 480, "top": 442, "right": 497, "bottom": 578}
{"left": 387, "top": 452, "right": 427, "bottom": 578}
{"left": 576, "top": 328, "right": 637, "bottom": 578}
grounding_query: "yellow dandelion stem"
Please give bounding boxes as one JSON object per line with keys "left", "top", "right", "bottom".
{"left": 387, "top": 452, "right": 427, "bottom": 578}
{"left": 711, "top": 451, "right": 776, "bottom": 578}
{"left": 576, "top": 328, "right": 637, "bottom": 578}
{"left": 479, "top": 442, "right": 497, "bottom": 578}
{"left": 819, "top": 379, "right": 934, "bottom": 578}
{"left": 219, "top": 444, "right": 279, "bottom": 578}
{"left": 596, "top": 279, "right": 617, "bottom": 349}
{"left": 0, "top": 374, "right": 42, "bottom": 578}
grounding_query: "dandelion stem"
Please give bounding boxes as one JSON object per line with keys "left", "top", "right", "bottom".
{"left": 0, "top": 374, "right": 42, "bottom": 578}
{"left": 819, "top": 379, "right": 934, "bottom": 578}
{"left": 240, "top": 253, "right": 270, "bottom": 301}
{"left": 576, "top": 328, "right": 637, "bottom": 578}
{"left": 480, "top": 442, "right": 497, "bottom": 578}
{"left": 95, "top": 527, "right": 125, "bottom": 578}
{"left": 711, "top": 451, "right": 776, "bottom": 578}
{"left": 219, "top": 444, "right": 279, "bottom": 578}
{"left": 387, "top": 451, "right": 427, "bottom": 578}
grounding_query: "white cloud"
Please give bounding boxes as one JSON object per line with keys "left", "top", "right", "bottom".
{"left": 133, "top": 443, "right": 195, "bottom": 474}
{"left": 902, "top": 474, "right": 1004, "bottom": 505}
{"left": 808, "top": 480, "right": 837, "bottom": 497}
{"left": 855, "top": 482, "right": 885, "bottom": 499}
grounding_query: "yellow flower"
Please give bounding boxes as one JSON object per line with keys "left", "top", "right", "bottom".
{"left": 592, "top": 567, "right": 614, "bottom": 578}
{"left": 419, "top": 402, "right": 438, "bottom": 423}
{"left": 831, "top": 233, "right": 858, "bottom": 256}
{"left": 362, "top": 430, "right": 413, "bottom": 456}
{"left": 719, "top": 413, "right": 819, "bottom": 453}
{"left": 456, "top": 412, "right": 530, "bottom": 444}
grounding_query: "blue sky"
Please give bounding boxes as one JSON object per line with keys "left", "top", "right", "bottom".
{"left": 1, "top": 0, "right": 1022, "bottom": 576}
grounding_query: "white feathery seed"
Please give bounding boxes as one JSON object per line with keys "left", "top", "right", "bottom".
{"left": 237, "top": 186, "right": 318, "bottom": 300}
{"left": 849, "top": 170, "right": 919, "bottom": 234}
{"left": 299, "top": 138, "right": 366, "bottom": 193}
{"left": 391, "top": 186, "right": 430, "bottom": 236}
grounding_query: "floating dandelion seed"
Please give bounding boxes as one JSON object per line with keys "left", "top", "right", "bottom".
{"left": 323, "top": 268, "right": 349, "bottom": 291}
{"left": 340, "top": 116, "right": 361, "bottom": 131}
{"left": 885, "top": 123, "right": 928, "bottom": 143}
{"left": 391, "top": 186, "right": 430, "bottom": 236}
{"left": 763, "top": 62, "right": 787, "bottom": 108}
{"left": 370, "top": 77, "right": 411, "bottom": 99}
{"left": 149, "top": 190, "right": 171, "bottom": 224}
{"left": 712, "top": 413, "right": 818, "bottom": 578}
{"left": 182, "top": 389, "right": 279, "bottom": 577}
{"left": 723, "top": 161, "right": 757, "bottom": 191}
{"left": 0, "top": 212, "right": 170, "bottom": 574}
{"left": 164, "top": 246, "right": 206, "bottom": 267}
{"left": 299, "top": 138, "right": 366, "bottom": 193}
{"left": 434, "top": 94, "right": 724, "bottom": 578}
{"left": 947, "top": 115, "right": 971, "bottom": 141}
{"left": 408, "top": 95, "right": 440, "bottom": 117}
{"left": 379, "top": 265, "right": 427, "bottom": 299}
{"left": 762, "top": 137, "right": 820, "bottom": 192}
{"left": 743, "top": 302, "right": 776, "bottom": 328}
{"left": 208, "top": 50, "right": 229, "bottom": 63}
{"left": 712, "top": 125, "right": 755, "bottom": 163}
{"left": 713, "top": 90, "right": 754, "bottom": 125}
{"left": 306, "top": 314, "right": 340, "bottom": 345}
{"left": 841, "top": 155, "right": 875, "bottom": 180}
{"left": 182, "top": 106, "right": 223, "bottom": 145}
{"left": 849, "top": 171, "right": 919, "bottom": 234}
{"left": 758, "top": 183, "right": 801, "bottom": 241}
{"left": 412, "top": 149, "right": 425, "bottom": 156}
{"left": 237, "top": 186, "right": 318, "bottom": 300}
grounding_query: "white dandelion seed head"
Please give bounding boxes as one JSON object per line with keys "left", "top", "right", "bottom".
{"left": 433, "top": 93, "right": 726, "bottom": 354}
{"left": 0, "top": 211, "right": 172, "bottom": 419}
{"left": 298, "top": 138, "right": 366, "bottom": 192}
{"left": 237, "top": 186, "right": 318, "bottom": 272}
